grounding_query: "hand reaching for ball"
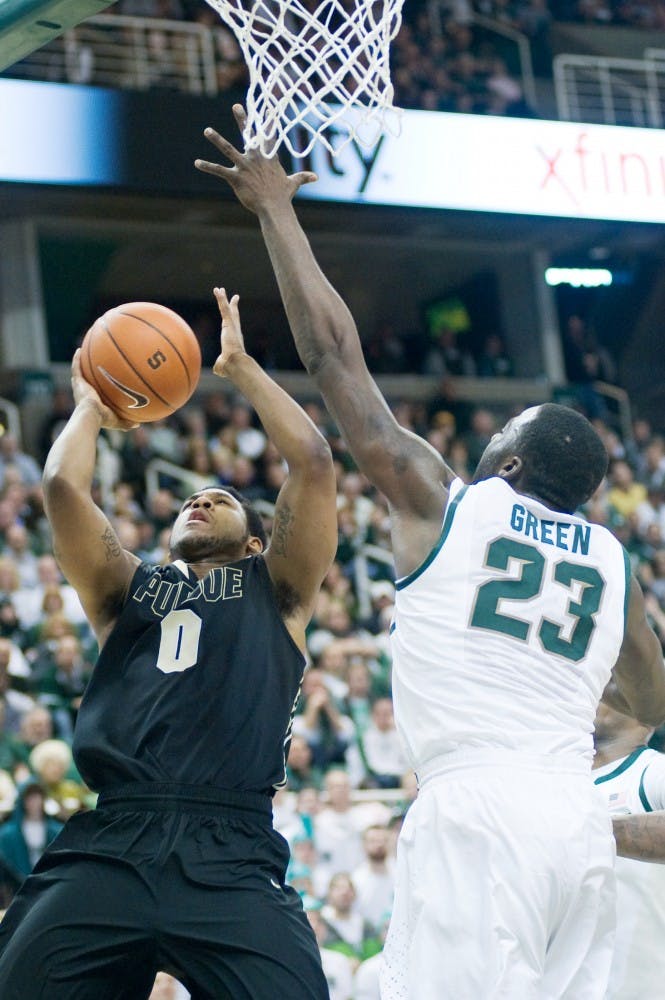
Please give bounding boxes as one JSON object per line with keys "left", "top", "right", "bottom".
{"left": 72, "top": 350, "right": 139, "bottom": 431}
{"left": 213, "top": 288, "right": 248, "bottom": 379}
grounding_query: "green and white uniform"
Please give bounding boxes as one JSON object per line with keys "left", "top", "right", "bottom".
{"left": 382, "top": 476, "right": 631, "bottom": 1000}
{"left": 595, "top": 746, "right": 665, "bottom": 1000}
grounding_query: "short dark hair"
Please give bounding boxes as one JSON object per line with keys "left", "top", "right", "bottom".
{"left": 517, "top": 404, "right": 608, "bottom": 513}
{"left": 222, "top": 487, "right": 268, "bottom": 548}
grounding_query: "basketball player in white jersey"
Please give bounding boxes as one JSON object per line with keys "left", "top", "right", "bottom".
{"left": 195, "top": 106, "right": 665, "bottom": 999}
{"left": 593, "top": 694, "right": 665, "bottom": 999}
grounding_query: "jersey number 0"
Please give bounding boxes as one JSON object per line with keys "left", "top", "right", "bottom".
{"left": 156, "top": 609, "right": 203, "bottom": 673}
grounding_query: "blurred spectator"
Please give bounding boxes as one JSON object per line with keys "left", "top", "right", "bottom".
{"left": 286, "top": 833, "right": 322, "bottom": 899}
{"left": 315, "top": 770, "right": 392, "bottom": 876}
{"left": 350, "top": 825, "right": 395, "bottom": 928}
{"left": 1, "top": 523, "right": 39, "bottom": 589}
{"left": 0, "top": 777, "right": 63, "bottom": 883}
{"left": 346, "top": 698, "right": 408, "bottom": 790}
{"left": 0, "top": 769, "right": 17, "bottom": 820}
{"left": 562, "top": 315, "right": 616, "bottom": 419}
{"left": 463, "top": 406, "right": 497, "bottom": 470}
{"left": 37, "top": 389, "right": 74, "bottom": 465}
{"left": 146, "top": 488, "right": 177, "bottom": 536}
{"left": 28, "top": 739, "right": 88, "bottom": 820}
{"left": 351, "top": 912, "right": 391, "bottom": 1000}
{"left": 0, "top": 557, "right": 22, "bottom": 608}
{"left": 607, "top": 459, "right": 648, "bottom": 521}
{"left": 29, "top": 634, "right": 92, "bottom": 742}
{"left": 0, "top": 434, "right": 42, "bottom": 491}
{"left": 320, "top": 872, "right": 383, "bottom": 965}
{"left": 15, "top": 706, "right": 54, "bottom": 759}
{"left": 641, "top": 436, "right": 665, "bottom": 494}
{"left": 0, "top": 633, "right": 30, "bottom": 686}
{"left": 486, "top": 57, "right": 531, "bottom": 115}
{"left": 0, "top": 701, "right": 30, "bottom": 777}
{"left": 426, "top": 376, "right": 473, "bottom": 436}
{"left": 422, "top": 326, "right": 476, "bottom": 378}
{"left": 119, "top": 425, "right": 159, "bottom": 506}
{"left": 13, "top": 554, "right": 86, "bottom": 631}
{"left": 304, "top": 895, "right": 356, "bottom": 1000}
{"left": 292, "top": 668, "right": 355, "bottom": 771}
{"left": 0, "top": 641, "right": 35, "bottom": 735}
{"left": 477, "top": 333, "right": 514, "bottom": 378}
{"left": 341, "top": 661, "right": 375, "bottom": 737}
{"left": 286, "top": 734, "right": 325, "bottom": 792}
{"left": 0, "top": 596, "right": 29, "bottom": 649}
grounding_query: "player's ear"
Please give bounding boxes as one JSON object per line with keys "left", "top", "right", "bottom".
{"left": 246, "top": 535, "right": 264, "bottom": 555}
{"left": 498, "top": 455, "right": 522, "bottom": 481}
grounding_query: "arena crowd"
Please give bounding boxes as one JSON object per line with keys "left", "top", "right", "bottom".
{"left": 0, "top": 344, "right": 664, "bottom": 996}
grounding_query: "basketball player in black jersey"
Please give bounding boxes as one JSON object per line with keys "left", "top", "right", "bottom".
{"left": 0, "top": 288, "right": 337, "bottom": 999}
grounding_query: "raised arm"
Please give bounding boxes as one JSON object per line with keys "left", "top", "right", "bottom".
{"left": 610, "top": 577, "right": 665, "bottom": 727}
{"left": 213, "top": 289, "right": 337, "bottom": 644}
{"left": 612, "top": 812, "right": 665, "bottom": 863}
{"left": 195, "top": 107, "right": 454, "bottom": 576}
{"left": 42, "top": 355, "right": 140, "bottom": 644}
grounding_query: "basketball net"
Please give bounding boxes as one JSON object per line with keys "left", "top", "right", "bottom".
{"left": 204, "top": 0, "right": 405, "bottom": 158}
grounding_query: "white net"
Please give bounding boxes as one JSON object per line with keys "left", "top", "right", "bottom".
{"left": 204, "top": 0, "right": 405, "bottom": 157}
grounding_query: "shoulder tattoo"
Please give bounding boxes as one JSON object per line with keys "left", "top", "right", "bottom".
{"left": 272, "top": 503, "right": 295, "bottom": 557}
{"left": 101, "top": 526, "right": 122, "bottom": 561}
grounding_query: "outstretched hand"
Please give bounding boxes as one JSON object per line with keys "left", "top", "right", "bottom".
{"left": 194, "top": 104, "right": 317, "bottom": 214}
{"left": 212, "top": 287, "right": 247, "bottom": 378}
{"left": 71, "top": 350, "right": 138, "bottom": 431}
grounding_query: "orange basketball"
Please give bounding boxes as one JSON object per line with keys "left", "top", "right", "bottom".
{"left": 80, "top": 302, "right": 202, "bottom": 423}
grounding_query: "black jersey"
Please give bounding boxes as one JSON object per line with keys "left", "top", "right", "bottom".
{"left": 72, "top": 556, "right": 305, "bottom": 794}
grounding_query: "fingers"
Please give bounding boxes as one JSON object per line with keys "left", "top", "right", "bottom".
{"left": 72, "top": 347, "right": 82, "bottom": 376}
{"left": 232, "top": 104, "right": 247, "bottom": 131}
{"left": 202, "top": 126, "right": 242, "bottom": 164}
{"left": 214, "top": 287, "right": 240, "bottom": 316}
{"left": 194, "top": 158, "right": 232, "bottom": 179}
{"left": 292, "top": 170, "right": 318, "bottom": 189}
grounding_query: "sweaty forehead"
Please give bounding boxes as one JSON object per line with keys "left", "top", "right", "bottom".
{"left": 183, "top": 488, "right": 238, "bottom": 507}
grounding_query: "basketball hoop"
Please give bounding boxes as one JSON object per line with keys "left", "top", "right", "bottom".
{"left": 204, "top": 0, "right": 404, "bottom": 158}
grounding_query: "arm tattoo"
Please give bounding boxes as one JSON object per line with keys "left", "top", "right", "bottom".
{"left": 272, "top": 504, "right": 294, "bottom": 557}
{"left": 101, "top": 526, "right": 122, "bottom": 562}
{"left": 613, "top": 813, "right": 665, "bottom": 863}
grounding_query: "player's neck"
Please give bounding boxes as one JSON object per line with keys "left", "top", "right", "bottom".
{"left": 593, "top": 736, "right": 644, "bottom": 769}
{"left": 179, "top": 553, "right": 250, "bottom": 579}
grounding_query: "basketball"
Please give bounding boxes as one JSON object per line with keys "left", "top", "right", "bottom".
{"left": 80, "top": 302, "right": 202, "bottom": 423}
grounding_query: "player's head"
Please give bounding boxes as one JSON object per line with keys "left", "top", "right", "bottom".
{"left": 472, "top": 403, "right": 608, "bottom": 513}
{"left": 169, "top": 486, "right": 267, "bottom": 563}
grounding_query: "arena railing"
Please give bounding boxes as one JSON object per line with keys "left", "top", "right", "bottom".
{"left": 426, "top": 6, "right": 537, "bottom": 112}
{"left": 6, "top": 13, "right": 219, "bottom": 94}
{"left": 554, "top": 52, "right": 665, "bottom": 128}
{"left": 6, "top": 8, "right": 538, "bottom": 115}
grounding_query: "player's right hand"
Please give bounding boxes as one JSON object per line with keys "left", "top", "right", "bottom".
{"left": 72, "top": 349, "right": 139, "bottom": 431}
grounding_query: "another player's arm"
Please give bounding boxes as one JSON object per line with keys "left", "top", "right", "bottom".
{"left": 612, "top": 812, "right": 665, "bottom": 863}
{"left": 212, "top": 288, "right": 337, "bottom": 647}
{"left": 610, "top": 577, "right": 665, "bottom": 726}
{"left": 42, "top": 352, "right": 140, "bottom": 642}
{"left": 195, "top": 108, "right": 452, "bottom": 575}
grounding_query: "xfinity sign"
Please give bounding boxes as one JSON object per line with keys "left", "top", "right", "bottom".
{"left": 289, "top": 110, "right": 665, "bottom": 224}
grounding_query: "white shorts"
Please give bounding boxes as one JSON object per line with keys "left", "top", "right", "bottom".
{"left": 380, "top": 750, "right": 616, "bottom": 1000}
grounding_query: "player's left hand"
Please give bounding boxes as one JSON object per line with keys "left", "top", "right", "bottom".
{"left": 194, "top": 104, "right": 317, "bottom": 215}
{"left": 213, "top": 287, "right": 247, "bottom": 377}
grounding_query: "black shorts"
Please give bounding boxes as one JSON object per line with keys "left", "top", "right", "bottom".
{"left": 0, "top": 783, "right": 329, "bottom": 1000}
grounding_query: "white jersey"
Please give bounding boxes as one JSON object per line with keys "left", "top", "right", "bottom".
{"left": 390, "top": 477, "right": 630, "bottom": 769}
{"left": 594, "top": 747, "right": 665, "bottom": 1000}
